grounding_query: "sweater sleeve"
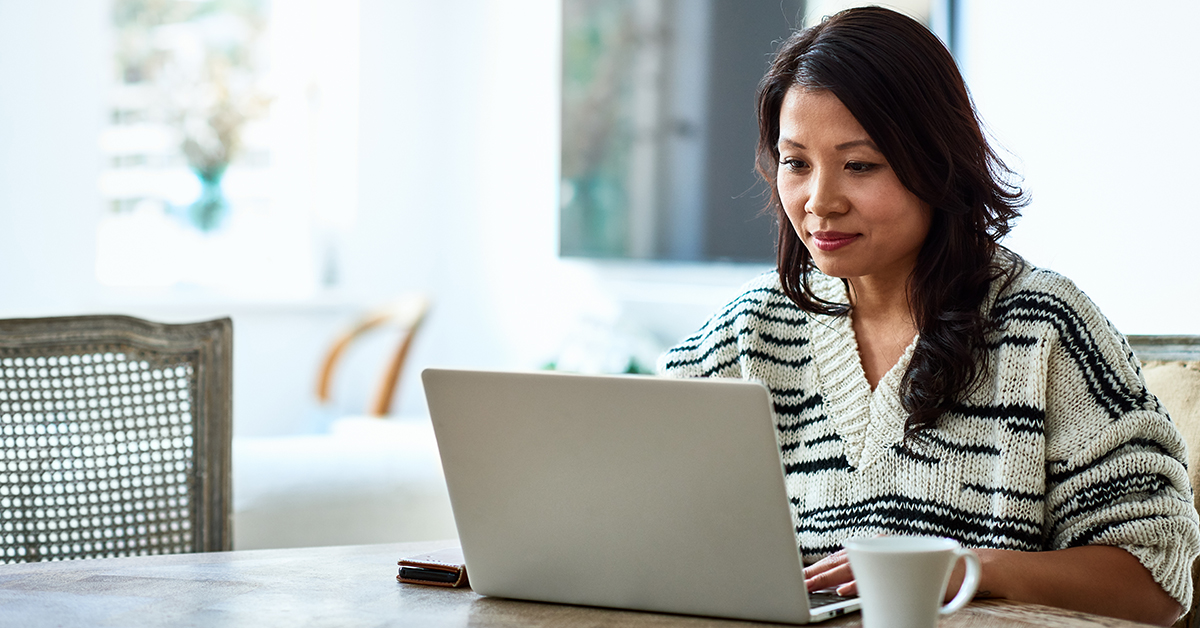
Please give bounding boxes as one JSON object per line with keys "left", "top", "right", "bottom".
{"left": 657, "top": 273, "right": 782, "bottom": 379}
{"left": 1033, "top": 275, "right": 1200, "bottom": 609}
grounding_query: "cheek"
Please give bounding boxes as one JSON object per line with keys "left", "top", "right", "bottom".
{"left": 777, "top": 182, "right": 807, "bottom": 233}
{"left": 784, "top": 210, "right": 806, "bottom": 240}
{"left": 781, "top": 200, "right": 806, "bottom": 239}
{"left": 883, "top": 199, "right": 932, "bottom": 250}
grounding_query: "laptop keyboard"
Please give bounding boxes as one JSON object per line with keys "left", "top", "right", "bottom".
{"left": 808, "top": 589, "right": 857, "bottom": 607}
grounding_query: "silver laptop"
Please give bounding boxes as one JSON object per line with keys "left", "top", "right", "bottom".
{"left": 421, "top": 368, "right": 860, "bottom": 624}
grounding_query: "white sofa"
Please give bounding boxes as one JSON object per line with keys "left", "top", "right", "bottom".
{"left": 231, "top": 416, "right": 457, "bottom": 549}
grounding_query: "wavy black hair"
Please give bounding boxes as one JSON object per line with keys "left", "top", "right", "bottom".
{"left": 755, "top": 7, "right": 1028, "bottom": 436}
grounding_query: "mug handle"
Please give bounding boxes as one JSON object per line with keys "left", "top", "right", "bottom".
{"left": 940, "top": 547, "right": 982, "bottom": 615}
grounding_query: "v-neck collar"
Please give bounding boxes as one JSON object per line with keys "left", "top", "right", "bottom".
{"left": 806, "top": 273, "right": 916, "bottom": 470}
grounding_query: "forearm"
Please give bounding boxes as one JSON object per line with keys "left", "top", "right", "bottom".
{"left": 974, "top": 546, "right": 1182, "bottom": 626}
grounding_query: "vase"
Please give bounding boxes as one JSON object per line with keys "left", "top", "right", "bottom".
{"left": 187, "top": 165, "right": 230, "bottom": 232}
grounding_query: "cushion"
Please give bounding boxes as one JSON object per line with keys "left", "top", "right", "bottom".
{"left": 1142, "top": 360, "right": 1200, "bottom": 628}
{"left": 1144, "top": 361, "right": 1200, "bottom": 509}
{"left": 232, "top": 416, "right": 457, "bottom": 550}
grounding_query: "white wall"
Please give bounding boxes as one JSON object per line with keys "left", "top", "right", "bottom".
{"left": 0, "top": 1, "right": 106, "bottom": 312}
{"left": 959, "top": 0, "right": 1200, "bottom": 334}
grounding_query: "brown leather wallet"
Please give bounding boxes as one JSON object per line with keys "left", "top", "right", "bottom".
{"left": 396, "top": 546, "right": 469, "bottom": 588}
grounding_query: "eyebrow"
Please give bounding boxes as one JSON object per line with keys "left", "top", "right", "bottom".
{"left": 777, "top": 137, "right": 880, "bottom": 151}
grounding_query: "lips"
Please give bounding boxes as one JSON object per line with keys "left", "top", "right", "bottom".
{"left": 811, "top": 231, "right": 859, "bottom": 252}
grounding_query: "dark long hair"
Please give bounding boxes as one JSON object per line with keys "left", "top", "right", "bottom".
{"left": 755, "top": 7, "right": 1027, "bottom": 436}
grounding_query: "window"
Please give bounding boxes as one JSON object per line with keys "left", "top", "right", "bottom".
{"left": 97, "top": 0, "right": 359, "bottom": 300}
{"left": 559, "top": 0, "right": 950, "bottom": 264}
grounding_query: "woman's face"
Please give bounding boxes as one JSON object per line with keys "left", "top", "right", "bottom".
{"left": 777, "top": 87, "right": 931, "bottom": 292}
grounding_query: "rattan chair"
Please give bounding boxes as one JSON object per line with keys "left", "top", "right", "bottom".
{"left": 0, "top": 315, "right": 232, "bottom": 562}
{"left": 1129, "top": 335, "right": 1200, "bottom": 628}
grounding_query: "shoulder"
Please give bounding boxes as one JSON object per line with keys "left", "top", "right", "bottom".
{"left": 700, "top": 271, "right": 806, "bottom": 329}
{"left": 732, "top": 270, "right": 788, "bottom": 303}
{"left": 990, "top": 263, "right": 1162, "bottom": 438}
{"left": 991, "top": 263, "right": 1122, "bottom": 344}
{"left": 657, "top": 271, "right": 812, "bottom": 377}
{"left": 992, "top": 261, "right": 1141, "bottom": 373}
{"left": 998, "top": 263, "right": 1090, "bottom": 304}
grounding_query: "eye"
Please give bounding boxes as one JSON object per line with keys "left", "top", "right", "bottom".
{"left": 780, "top": 157, "right": 809, "bottom": 172}
{"left": 846, "top": 161, "right": 877, "bottom": 173}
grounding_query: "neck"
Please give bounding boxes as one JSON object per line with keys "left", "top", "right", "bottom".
{"left": 846, "top": 276, "right": 919, "bottom": 390}
{"left": 847, "top": 276, "right": 916, "bottom": 326}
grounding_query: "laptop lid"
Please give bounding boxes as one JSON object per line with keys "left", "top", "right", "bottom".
{"left": 422, "top": 368, "right": 856, "bottom": 624}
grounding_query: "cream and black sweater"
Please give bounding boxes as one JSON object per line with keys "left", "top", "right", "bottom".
{"left": 658, "top": 262, "right": 1200, "bottom": 608}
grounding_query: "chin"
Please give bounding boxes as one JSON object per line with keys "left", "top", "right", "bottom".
{"left": 809, "top": 258, "right": 857, "bottom": 280}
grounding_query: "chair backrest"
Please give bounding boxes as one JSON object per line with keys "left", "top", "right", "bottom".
{"left": 0, "top": 315, "right": 232, "bottom": 562}
{"left": 315, "top": 295, "right": 429, "bottom": 417}
{"left": 1128, "top": 335, "right": 1200, "bottom": 628}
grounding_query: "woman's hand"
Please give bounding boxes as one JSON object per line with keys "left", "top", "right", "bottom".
{"left": 803, "top": 549, "right": 857, "bottom": 596}
{"left": 802, "top": 547, "right": 968, "bottom": 600}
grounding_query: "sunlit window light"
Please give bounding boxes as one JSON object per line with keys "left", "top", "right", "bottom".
{"left": 96, "top": 0, "right": 359, "bottom": 300}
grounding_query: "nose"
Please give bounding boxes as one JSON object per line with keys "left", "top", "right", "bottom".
{"left": 805, "top": 168, "right": 847, "bottom": 217}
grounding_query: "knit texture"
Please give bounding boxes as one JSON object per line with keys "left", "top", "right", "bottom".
{"left": 658, "top": 263, "right": 1200, "bottom": 608}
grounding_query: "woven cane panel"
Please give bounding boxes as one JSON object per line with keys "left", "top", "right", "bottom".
{"left": 0, "top": 349, "right": 198, "bottom": 563}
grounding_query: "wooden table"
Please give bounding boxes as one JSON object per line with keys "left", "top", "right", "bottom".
{"left": 0, "top": 540, "right": 1154, "bottom": 627}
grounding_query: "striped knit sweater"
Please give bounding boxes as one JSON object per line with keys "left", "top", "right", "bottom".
{"left": 658, "top": 262, "right": 1200, "bottom": 608}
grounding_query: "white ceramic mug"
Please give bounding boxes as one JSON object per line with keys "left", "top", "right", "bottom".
{"left": 844, "top": 536, "right": 982, "bottom": 628}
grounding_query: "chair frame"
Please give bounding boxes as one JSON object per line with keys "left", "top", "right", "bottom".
{"left": 0, "top": 315, "right": 232, "bottom": 555}
{"left": 1128, "top": 335, "right": 1200, "bottom": 362}
{"left": 315, "top": 295, "right": 430, "bottom": 417}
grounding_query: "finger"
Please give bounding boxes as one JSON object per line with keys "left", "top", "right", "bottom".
{"left": 835, "top": 581, "right": 858, "bottom": 596}
{"left": 802, "top": 549, "right": 847, "bottom": 577}
{"left": 805, "top": 561, "right": 855, "bottom": 592}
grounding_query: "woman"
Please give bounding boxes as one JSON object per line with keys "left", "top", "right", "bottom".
{"left": 658, "top": 7, "right": 1199, "bottom": 625}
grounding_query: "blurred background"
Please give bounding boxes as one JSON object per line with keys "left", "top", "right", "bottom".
{"left": 2, "top": 0, "right": 1197, "bottom": 549}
